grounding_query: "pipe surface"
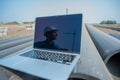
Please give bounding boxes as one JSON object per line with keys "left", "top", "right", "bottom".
{"left": 77, "top": 25, "right": 113, "bottom": 80}
{"left": 0, "top": 41, "right": 33, "bottom": 58}
{"left": 86, "top": 25, "right": 120, "bottom": 79}
{"left": 0, "top": 35, "right": 33, "bottom": 45}
{"left": 0, "top": 35, "right": 33, "bottom": 51}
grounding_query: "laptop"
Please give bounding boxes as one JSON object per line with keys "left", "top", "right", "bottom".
{"left": 0, "top": 14, "right": 83, "bottom": 80}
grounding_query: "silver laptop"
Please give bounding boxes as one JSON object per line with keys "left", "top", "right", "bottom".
{"left": 0, "top": 14, "right": 82, "bottom": 80}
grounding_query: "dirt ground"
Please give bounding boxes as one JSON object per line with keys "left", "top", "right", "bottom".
{"left": 95, "top": 27, "right": 120, "bottom": 34}
{"left": 93, "top": 24, "right": 120, "bottom": 35}
{"left": 0, "top": 24, "right": 34, "bottom": 40}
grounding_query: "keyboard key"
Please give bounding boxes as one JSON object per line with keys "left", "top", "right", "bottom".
{"left": 20, "top": 50, "right": 76, "bottom": 65}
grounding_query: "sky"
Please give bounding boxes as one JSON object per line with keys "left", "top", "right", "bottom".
{"left": 0, "top": 0, "right": 120, "bottom": 23}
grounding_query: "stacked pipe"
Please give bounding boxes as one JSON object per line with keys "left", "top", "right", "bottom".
{"left": 86, "top": 25, "right": 120, "bottom": 79}
{"left": 0, "top": 35, "right": 33, "bottom": 58}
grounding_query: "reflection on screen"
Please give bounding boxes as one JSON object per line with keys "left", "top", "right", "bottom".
{"left": 34, "top": 14, "right": 82, "bottom": 53}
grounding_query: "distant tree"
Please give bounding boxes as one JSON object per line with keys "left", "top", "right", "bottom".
{"left": 6, "top": 21, "right": 19, "bottom": 25}
{"left": 107, "top": 20, "right": 111, "bottom": 24}
{"left": 100, "top": 20, "right": 117, "bottom": 24}
{"left": 113, "top": 20, "right": 117, "bottom": 24}
{"left": 13, "top": 21, "right": 19, "bottom": 24}
{"left": 100, "top": 21, "right": 105, "bottom": 24}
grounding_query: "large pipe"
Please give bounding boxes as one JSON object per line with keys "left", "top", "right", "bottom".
{"left": 0, "top": 35, "right": 33, "bottom": 45}
{"left": 86, "top": 25, "right": 120, "bottom": 79}
{"left": 0, "top": 35, "right": 33, "bottom": 51}
{"left": 0, "top": 41, "right": 33, "bottom": 58}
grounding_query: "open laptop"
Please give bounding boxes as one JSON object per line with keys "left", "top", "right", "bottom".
{"left": 0, "top": 14, "right": 82, "bottom": 80}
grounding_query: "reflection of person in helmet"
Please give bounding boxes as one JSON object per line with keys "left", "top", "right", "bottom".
{"left": 35, "top": 26, "right": 59, "bottom": 50}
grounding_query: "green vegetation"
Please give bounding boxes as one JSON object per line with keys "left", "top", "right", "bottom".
{"left": 100, "top": 20, "right": 117, "bottom": 24}
{"left": 6, "top": 21, "right": 20, "bottom": 25}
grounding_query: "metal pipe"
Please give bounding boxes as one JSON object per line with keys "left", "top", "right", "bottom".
{"left": 86, "top": 25, "right": 120, "bottom": 79}
{"left": 0, "top": 35, "right": 33, "bottom": 51}
{"left": 0, "top": 41, "right": 33, "bottom": 58}
{"left": 0, "top": 35, "right": 33, "bottom": 45}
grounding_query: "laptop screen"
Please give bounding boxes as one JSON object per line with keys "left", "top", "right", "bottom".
{"left": 34, "top": 14, "right": 82, "bottom": 53}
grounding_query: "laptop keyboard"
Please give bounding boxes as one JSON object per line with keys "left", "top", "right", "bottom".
{"left": 20, "top": 50, "right": 76, "bottom": 65}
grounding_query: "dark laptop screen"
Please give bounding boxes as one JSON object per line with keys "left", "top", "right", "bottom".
{"left": 34, "top": 14, "right": 82, "bottom": 53}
